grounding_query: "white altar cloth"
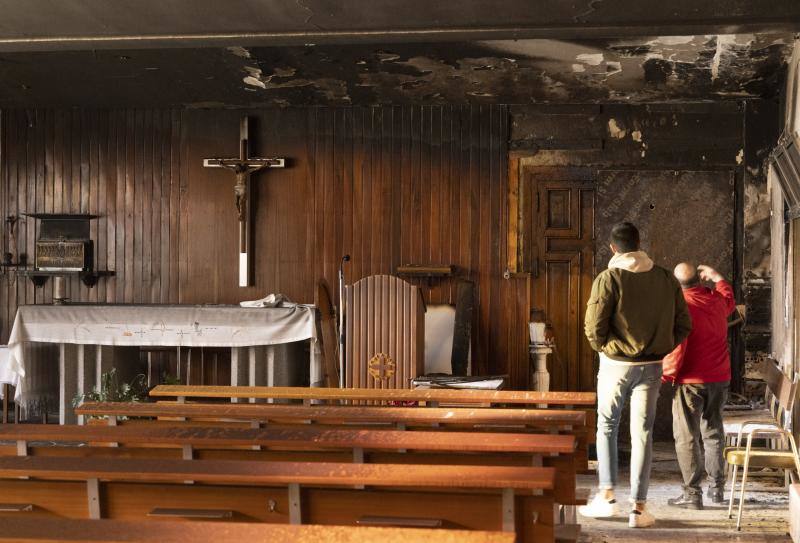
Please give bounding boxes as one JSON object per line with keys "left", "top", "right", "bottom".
{"left": 4, "top": 304, "right": 319, "bottom": 402}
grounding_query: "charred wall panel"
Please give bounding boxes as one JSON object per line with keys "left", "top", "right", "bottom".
{"left": 595, "top": 170, "right": 735, "bottom": 277}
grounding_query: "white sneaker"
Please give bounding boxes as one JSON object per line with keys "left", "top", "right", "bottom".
{"left": 628, "top": 507, "right": 655, "bottom": 528}
{"left": 578, "top": 494, "right": 619, "bottom": 518}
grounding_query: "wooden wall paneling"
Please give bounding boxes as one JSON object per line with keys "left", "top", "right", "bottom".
{"left": 93, "top": 110, "right": 104, "bottom": 303}
{"left": 439, "top": 107, "right": 452, "bottom": 303}
{"left": 382, "top": 107, "right": 394, "bottom": 276}
{"left": 4, "top": 109, "right": 12, "bottom": 334}
{"left": 389, "top": 107, "right": 402, "bottom": 288}
{"left": 433, "top": 106, "right": 447, "bottom": 304}
{"left": 154, "top": 110, "right": 165, "bottom": 303}
{"left": 2, "top": 109, "right": 8, "bottom": 338}
{"left": 179, "top": 109, "right": 191, "bottom": 303}
{"left": 123, "top": 110, "right": 134, "bottom": 302}
{"left": 397, "top": 107, "right": 409, "bottom": 276}
{"left": 349, "top": 108, "right": 362, "bottom": 291}
{"left": 25, "top": 110, "right": 35, "bottom": 297}
{"left": 149, "top": 110, "right": 161, "bottom": 303}
{"left": 133, "top": 110, "right": 145, "bottom": 303}
{"left": 24, "top": 111, "right": 36, "bottom": 306}
{"left": 18, "top": 110, "right": 27, "bottom": 308}
{"left": 338, "top": 108, "right": 351, "bottom": 293}
{"left": 0, "top": 106, "right": 529, "bottom": 389}
{"left": 4, "top": 111, "right": 18, "bottom": 340}
{"left": 410, "top": 107, "right": 422, "bottom": 282}
{"left": 101, "top": 109, "right": 111, "bottom": 303}
{"left": 68, "top": 110, "right": 80, "bottom": 299}
{"left": 0, "top": 110, "right": 5, "bottom": 338}
{"left": 255, "top": 111, "right": 274, "bottom": 294}
{"left": 114, "top": 110, "right": 125, "bottom": 303}
{"left": 73, "top": 110, "right": 82, "bottom": 215}
{"left": 419, "top": 106, "right": 432, "bottom": 303}
{"left": 318, "top": 108, "right": 333, "bottom": 289}
{"left": 303, "top": 109, "right": 318, "bottom": 310}
{"left": 369, "top": 108, "right": 382, "bottom": 277}
{"left": 168, "top": 111, "right": 179, "bottom": 304}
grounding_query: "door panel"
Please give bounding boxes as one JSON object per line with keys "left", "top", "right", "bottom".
{"left": 527, "top": 168, "right": 595, "bottom": 392}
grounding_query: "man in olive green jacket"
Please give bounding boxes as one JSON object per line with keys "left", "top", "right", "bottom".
{"left": 579, "top": 222, "right": 691, "bottom": 528}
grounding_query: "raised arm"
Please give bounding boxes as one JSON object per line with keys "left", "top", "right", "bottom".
{"left": 698, "top": 265, "right": 736, "bottom": 315}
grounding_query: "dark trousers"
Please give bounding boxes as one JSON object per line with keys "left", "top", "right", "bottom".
{"left": 672, "top": 381, "right": 729, "bottom": 495}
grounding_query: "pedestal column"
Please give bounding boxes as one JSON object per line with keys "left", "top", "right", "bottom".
{"left": 530, "top": 345, "right": 552, "bottom": 409}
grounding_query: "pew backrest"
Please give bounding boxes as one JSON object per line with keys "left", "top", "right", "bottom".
{"left": 75, "top": 401, "right": 588, "bottom": 429}
{"left": 0, "top": 424, "right": 577, "bottom": 456}
{"left": 0, "top": 455, "right": 555, "bottom": 491}
{"left": 150, "top": 385, "right": 596, "bottom": 407}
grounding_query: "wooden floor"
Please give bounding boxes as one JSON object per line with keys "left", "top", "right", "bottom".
{"left": 578, "top": 444, "right": 791, "bottom": 542}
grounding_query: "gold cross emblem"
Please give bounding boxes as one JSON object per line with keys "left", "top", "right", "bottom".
{"left": 368, "top": 353, "right": 396, "bottom": 381}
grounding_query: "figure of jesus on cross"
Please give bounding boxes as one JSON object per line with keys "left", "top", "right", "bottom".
{"left": 203, "top": 117, "right": 285, "bottom": 287}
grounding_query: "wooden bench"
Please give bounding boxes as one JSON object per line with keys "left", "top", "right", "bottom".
{"left": 0, "top": 517, "right": 516, "bottom": 543}
{"left": 0, "top": 423, "right": 582, "bottom": 506}
{"left": 77, "top": 400, "right": 592, "bottom": 464}
{"left": 75, "top": 401, "right": 587, "bottom": 430}
{"left": 76, "top": 401, "right": 591, "bottom": 469}
{"left": 150, "top": 385, "right": 596, "bottom": 408}
{"left": 0, "top": 455, "right": 555, "bottom": 543}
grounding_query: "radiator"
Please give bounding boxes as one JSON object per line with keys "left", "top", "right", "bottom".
{"left": 344, "top": 275, "right": 425, "bottom": 390}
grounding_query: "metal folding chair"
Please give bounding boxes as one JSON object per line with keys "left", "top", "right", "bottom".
{"left": 725, "top": 374, "right": 800, "bottom": 531}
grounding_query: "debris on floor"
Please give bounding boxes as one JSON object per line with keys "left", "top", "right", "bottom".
{"left": 578, "top": 443, "right": 791, "bottom": 542}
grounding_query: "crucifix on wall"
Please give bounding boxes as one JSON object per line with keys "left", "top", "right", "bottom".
{"left": 203, "top": 117, "right": 286, "bottom": 287}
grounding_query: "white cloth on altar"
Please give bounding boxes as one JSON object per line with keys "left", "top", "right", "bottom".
{"left": 4, "top": 304, "right": 319, "bottom": 402}
{"left": 0, "top": 346, "right": 19, "bottom": 399}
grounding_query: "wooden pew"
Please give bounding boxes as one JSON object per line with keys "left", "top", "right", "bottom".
{"left": 0, "top": 456, "right": 555, "bottom": 543}
{"left": 150, "top": 385, "right": 596, "bottom": 408}
{"left": 76, "top": 401, "right": 591, "bottom": 468}
{"left": 0, "top": 517, "right": 516, "bottom": 543}
{"left": 0, "top": 423, "right": 581, "bottom": 505}
{"left": 75, "top": 401, "right": 587, "bottom": 430}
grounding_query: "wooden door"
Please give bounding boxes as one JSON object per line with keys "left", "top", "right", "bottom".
{"left": 526, "top": 167, "right": 595, "bottom": 392}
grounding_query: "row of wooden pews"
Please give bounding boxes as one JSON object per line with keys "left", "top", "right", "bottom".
{"left": 0, "top": 385, "right": 596, "bottom": 542}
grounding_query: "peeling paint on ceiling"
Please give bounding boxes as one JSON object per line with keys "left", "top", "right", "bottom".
{"left": 0, "top": 32, "right": 792, "bottom": 107}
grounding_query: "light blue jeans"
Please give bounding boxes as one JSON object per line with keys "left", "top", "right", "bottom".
{"left": 595, "top": 355, "right": 662, "bottom": 503}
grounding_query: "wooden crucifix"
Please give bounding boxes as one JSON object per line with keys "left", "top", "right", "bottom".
{"left": 203, "top": 117, "right": 285, "bottom": 287}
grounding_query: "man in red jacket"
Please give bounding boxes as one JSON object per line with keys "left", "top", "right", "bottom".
{"left": 663, "top": 263, "right": 736, "bottom": 509}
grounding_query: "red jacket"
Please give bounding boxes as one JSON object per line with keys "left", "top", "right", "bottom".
{"left": 662, "top": 280, "right": 736, "bottom": 384}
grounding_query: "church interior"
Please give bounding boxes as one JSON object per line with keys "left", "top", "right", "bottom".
{"left": 0, "top": 2, "right": 799, "bottom": 542}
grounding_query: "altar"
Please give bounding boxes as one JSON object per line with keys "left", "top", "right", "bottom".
{"left": 2, "top": 304, "right": 320, "bottom": 424}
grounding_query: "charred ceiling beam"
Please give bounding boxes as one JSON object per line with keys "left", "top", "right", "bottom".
{"left": 0, "top": 0, "right": 798, "bottom": 52}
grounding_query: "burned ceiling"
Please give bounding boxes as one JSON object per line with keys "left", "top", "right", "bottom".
{"left": 0, "top": 33, "right": 793, "bottom": 107}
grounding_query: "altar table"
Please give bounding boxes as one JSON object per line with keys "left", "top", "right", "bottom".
{"left": 2, "top": 304, "right": 319, "bottom": 424}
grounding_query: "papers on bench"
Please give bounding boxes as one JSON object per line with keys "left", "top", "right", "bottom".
{"left": 412, "top": 375, "right": 506, "bottom": 390}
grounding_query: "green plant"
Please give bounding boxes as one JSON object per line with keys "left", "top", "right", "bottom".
{"left": 160, "top": 372, "right": 181, "bottom": 386}
{"left": 72, "top": 368, "right": 148, "bottom": 408}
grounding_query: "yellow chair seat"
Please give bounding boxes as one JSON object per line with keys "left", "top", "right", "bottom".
{"left": 725, "top": 447, "right": 798, "bottom": 469}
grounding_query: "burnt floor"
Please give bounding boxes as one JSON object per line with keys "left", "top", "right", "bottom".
{"left": 577, "top": 443, "right": 791, "bottom": 542}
